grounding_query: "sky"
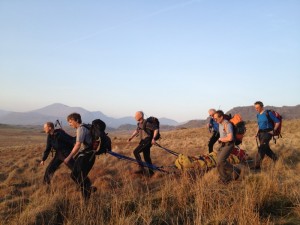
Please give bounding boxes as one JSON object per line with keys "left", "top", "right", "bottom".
{"left": 0, "top": 0, "right": 299, "bottom": 122}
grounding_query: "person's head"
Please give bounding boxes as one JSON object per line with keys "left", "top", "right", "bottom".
{"left": 213, "top": 110, "right": 224, "bottom": 124}
{"left": 254, "top": 101, "right": 264, "bottom": 113}
{"left": 44, "top": 122, "right": 54, "bottom": 134}
{"left": 208, "top": 108, "right": 216, "bottom": 117}
{"left": 67, "top": 113, "right": 82, "bottom": 128}
{"left": 135, "top": 111, "right": 144, "bottom": 124}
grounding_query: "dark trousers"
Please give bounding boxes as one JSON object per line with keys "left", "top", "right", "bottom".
{"left": 217, "top": 142, "right": 240, "bottom": 183}
{"left": 256, "top": 132, "right": 278, "bottom": 166}
{"left": 133, "top": 138, "right": 154, "bottom": 174}
{"left": 71, "top": 151, "right": 95, "bottom": 200}
{"left": 43, "top": 151, "right": 74, "bottom": 185}
{"left": 208, "top": 131, "right": 220, "bottom": 153}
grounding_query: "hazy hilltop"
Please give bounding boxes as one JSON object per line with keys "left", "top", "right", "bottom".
{"left": 0, "top": 103, "right": 299, "bottom": 129}
{"left": 0, "top": 109, "right": 9, "bottom": 117}
{"left": 0, "top": 103, "right": 179, "bottom": 128}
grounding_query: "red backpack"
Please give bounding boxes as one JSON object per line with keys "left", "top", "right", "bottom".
{"left": 266, "top": 109, "right": 282, "bottom": 142}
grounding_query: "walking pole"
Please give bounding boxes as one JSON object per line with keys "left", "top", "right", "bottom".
{"left": 255, "top": 135, "right": 261, "bottom": 169}
{"left": 255, "top": 136, "right": 259, "bottom": 149}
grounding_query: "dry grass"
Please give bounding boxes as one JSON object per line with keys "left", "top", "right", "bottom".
{"left": 0, "top": 120, "right": 300, "bottom": 225}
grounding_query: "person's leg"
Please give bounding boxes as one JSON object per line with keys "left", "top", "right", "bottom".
{"left": 71, "top": 152, "right": 95, "bottom": 200}
{"left": 265, "top": 146, "right": 278, "bottom": 161}
{"left": 133, "top": 140, "right": 149, "bottom": 172}
{"left": 257, "top": 132, "right": 277, "bottom": 166}
{"left": 255, "top": 133, "right": 267, "bottom": 168}
{"left": 70, "top": 155, "right": 84, "bottom": 188}
{"left": 81, "top": 152, "right": 96, "bottom": 200}
{"left": 261, "top": 134, "right": 278, "bottom": 161}
{"left": 43, "top": 155, "right": 63, "bottom": 185}
{"left": 142, "top": 142, "right": 154, "bottom": 176}
{"left": 217, "top": 143, "right": 236, "bottom": 183}
{"left": 208, "top": 131, "right": 220, "bottom": 153}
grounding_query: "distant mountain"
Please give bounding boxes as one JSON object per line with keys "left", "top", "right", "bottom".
{"left": 226, "top": 105, "right": 300, "bottom": 121}
{"left": 0, "top": 109, "right": 9, "bottom": 117}
{"left": 159, "top": 117, "right": 179, "bottom": 126}
{"left": 0, "top": 103, "right": 299, "bottom": 129}
{"left": 0, "top": 103, "right": 179, "bottom": 128}
{"left": 177, "top": 104, "right": 300, "bottom": 129}
{"left": 177, "top": 120, "right": 207, "bottom": 129}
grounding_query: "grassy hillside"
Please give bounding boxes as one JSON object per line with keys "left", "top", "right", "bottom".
{"left": 0, "top": 120, "right": 299, "bottom": 224}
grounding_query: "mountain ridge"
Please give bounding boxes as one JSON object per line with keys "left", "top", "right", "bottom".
{"left": 0, "top": 103, "right": 179, "bottom": 128}
{"left": 0, "top": 103, "right": 299, "bottom": 129}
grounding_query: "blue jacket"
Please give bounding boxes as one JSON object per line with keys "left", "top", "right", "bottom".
{"left": 209, "top": 117, "right": 219, "bottom": 132}
{"left": 257, "top": 110, "right": 280, "bottom": 130}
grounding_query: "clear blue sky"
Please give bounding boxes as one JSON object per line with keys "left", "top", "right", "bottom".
{"left": 0, "top": 0, "right": 299, "bottom": 122}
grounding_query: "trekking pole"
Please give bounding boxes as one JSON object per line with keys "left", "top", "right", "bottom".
{"left": 155, "top": 143, "right": 180, "bottom": 157}
{"left": 55, "top": 119, "right": 62, "bottom": 129}
{"left": 254, "top": 135, "right": 261, "bottom": 168}
{"left": 255, "top": 136, "right": 260, "bottom": 150}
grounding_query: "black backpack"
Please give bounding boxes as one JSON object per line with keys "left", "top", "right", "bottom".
{"left": 143, "top": 116, "right": 161, "bottom": 140}
{"left": 83, "top": 119, "right": 112, "bottom": 155}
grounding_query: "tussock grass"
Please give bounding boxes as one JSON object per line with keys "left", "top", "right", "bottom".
{"left": 0, "top": 120, "right": 300, "bottom": 224}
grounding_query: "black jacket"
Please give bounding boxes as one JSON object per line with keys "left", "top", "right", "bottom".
{"left": 42, "top": 129, "right": 75, "bottom": 161}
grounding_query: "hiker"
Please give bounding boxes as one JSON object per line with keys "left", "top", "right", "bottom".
{"left": 64, "top": 113, "right": 96, "bottom": 200}
{"left": 128, "top": 111, "right": 159, "bottom": 177}
{"left": 254, "top": 101, "right": 279, "bottom": 169}
{"left": 207, "top": 108, "right": 220, "bottom": 153}
{"left": 213, "top": 110, "right": 240, "bottom": 184}
{"left": 40, "top": 122, "right": 75, "bottom": 185}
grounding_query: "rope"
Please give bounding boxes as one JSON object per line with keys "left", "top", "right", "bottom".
{"left": 155, "top": 143, "right": 180, "bottom": 157}
{"left": 107, "top": 151, "right": 168, "bottom": 173}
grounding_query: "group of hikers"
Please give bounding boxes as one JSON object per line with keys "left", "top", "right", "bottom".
{"left": 40, "top": 101, "right": 281, "bottom": 200}
{"left": 206, "top": 101, "right": 280, "bottom": 184}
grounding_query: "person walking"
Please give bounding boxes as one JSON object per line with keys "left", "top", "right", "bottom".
{"left": 213, "top": 110, "right": 240, "bottom": 184}
{"left": 40, "top": 122, "right": 75, "bottom": 185}
{"left": 207, "top": 108, "right": 220, "bottom": 153}
{"left": 254, "top": 101, "right": 279, "bottom": 169}
{"left": 128, "top": 111, "right": 159, "bottom": 177}
{"left": 64, "top": 113, "right": 96, "bottom": 200}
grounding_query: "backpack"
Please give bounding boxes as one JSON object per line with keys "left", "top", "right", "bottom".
{"left": 50, "top": 127, "right": 76, "bottom": 157}
{"left": 143, "top": 116, "right": 161, "bottom": 140}
{"left": 265, "top": 109, "right": 282, "bottom": 140}
{"left": 224, "top": 114, "right": 246, "bottom": 145}
{"left": 83, "top": 119, "right": 112, "bottom": 155}
{"left": 231, "top": 146, "right": 248, "bottom": 162}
